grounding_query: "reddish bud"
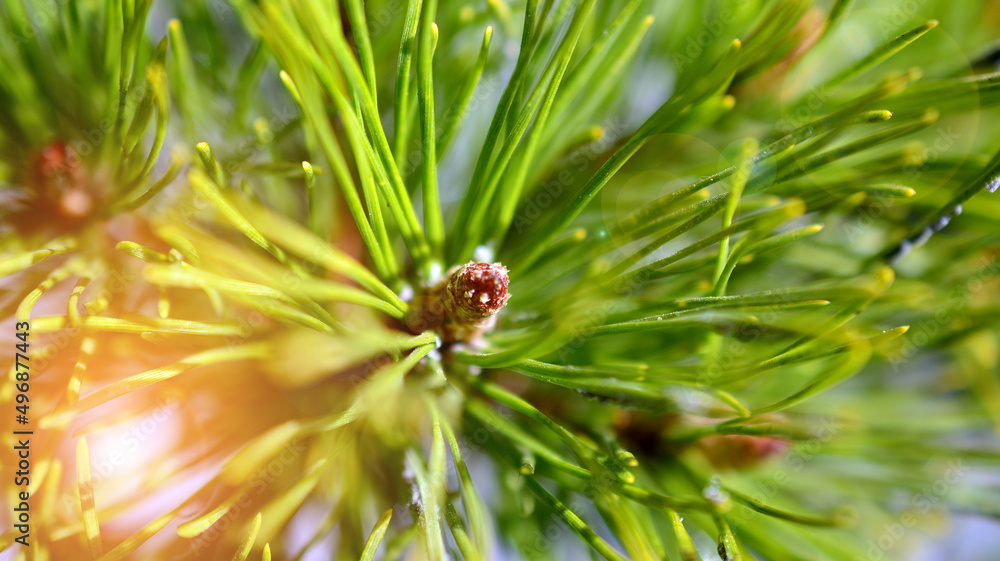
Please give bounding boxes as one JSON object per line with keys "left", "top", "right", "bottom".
{"left": 444, "top": 262, "right": 511, "bottom": 324}
{"left": 699, "top": 434, "right": 790, "bottom": 471}
{"left": 17, "top": 140, "right": 99, "bottom": 228}
{"left": 405, "top": 262, "right": 512, "bottom": 342}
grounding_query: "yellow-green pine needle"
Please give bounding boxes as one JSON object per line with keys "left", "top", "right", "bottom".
{"left": 76, "top": 438, "right": 103, "bottom": 558}
{"left": 417, "top": 0, "right": 443, "bottom": 261}
{"left": 359, "top": 510, "right": 393, "bottom": 561}
{"left": 826, "top": 20, "right": 938, "bottom": 88}
{"left": 231, "top": 513, "right": 262, "bottom": 561}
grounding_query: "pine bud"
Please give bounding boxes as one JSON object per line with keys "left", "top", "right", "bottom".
{"left": 444, "top": 262, "right": 511, "bottom": 324}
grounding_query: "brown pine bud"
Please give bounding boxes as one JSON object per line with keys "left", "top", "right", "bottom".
{"left": 405, "top": 262, "right": 512, "bottom": 342}
{"left": 444, "top": 262, "right": 511, "bottom": 324}
{"left": 699, "top": 434, "right": 790, "bottom": 471}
